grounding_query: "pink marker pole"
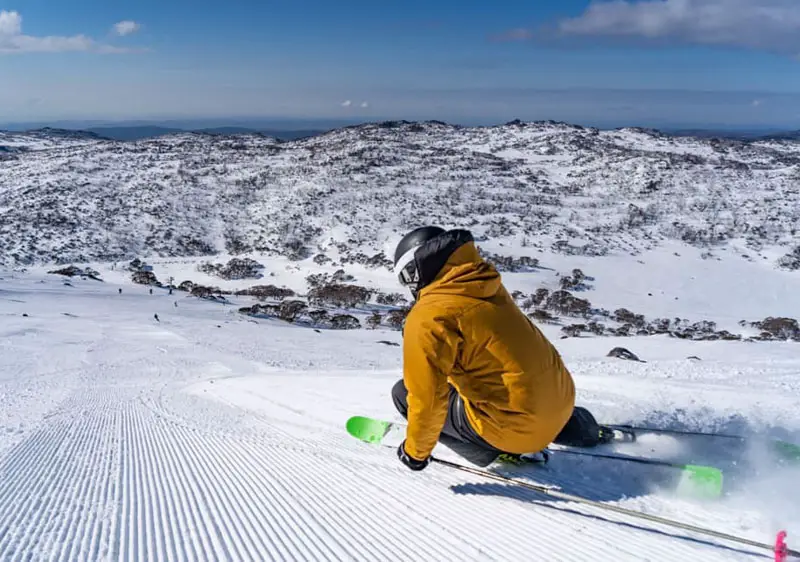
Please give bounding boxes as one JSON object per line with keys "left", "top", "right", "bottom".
{"left": 775, "top": 531, "right": 789, "bottom": 562}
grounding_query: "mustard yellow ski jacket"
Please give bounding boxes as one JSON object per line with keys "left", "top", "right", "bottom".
{"left": 402, "top": 240, "right": 575, "bottom": 461}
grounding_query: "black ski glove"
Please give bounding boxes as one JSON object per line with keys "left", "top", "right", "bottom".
{"left": 397, "top": 440, "right": 432, "bottom": 471}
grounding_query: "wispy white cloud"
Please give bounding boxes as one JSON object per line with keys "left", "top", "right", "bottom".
{"left": 0, "top": 10, "right": 142, "bottom": 54}
{"left": 556, "top": 0, "right": 800, "bottom": 54}
{"left": 0, "top": 10, "right": 21, "bottom": 35}
{"left": 113, "top": 21, "right": 141, "bottom": 37}
{"left": 340, "top": 100, "right": 370, "bottom": 109}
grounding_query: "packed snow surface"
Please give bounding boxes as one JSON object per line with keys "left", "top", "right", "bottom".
{"left": 1, "top": 259, "right": 798, "bottom": 561}
{"left": 1, "top": 122, "right": 799, "bottom": 560}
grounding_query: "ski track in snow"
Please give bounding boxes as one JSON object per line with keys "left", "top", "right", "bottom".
{"left": 0, "top": 273, "right": 797, "bottom": 561}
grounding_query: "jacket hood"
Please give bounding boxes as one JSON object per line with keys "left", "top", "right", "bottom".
{"left": 418, "top": 238, "right": 501, "bottom": 301}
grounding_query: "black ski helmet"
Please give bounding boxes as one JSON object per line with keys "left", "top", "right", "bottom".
{"left": 393, "top": 225, "right": 445, "bottom": 292}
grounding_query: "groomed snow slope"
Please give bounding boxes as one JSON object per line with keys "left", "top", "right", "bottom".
{"left": 1, "top": 264, "right": 798, "bottom": 561}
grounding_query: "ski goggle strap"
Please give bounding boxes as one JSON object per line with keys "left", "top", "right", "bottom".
{"left": 393, "top": 246, "right": 420, "bottom": 288}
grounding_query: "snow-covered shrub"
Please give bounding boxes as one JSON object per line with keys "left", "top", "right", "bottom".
{"left": 308, "top": 284, "right": 372, "bottom": 308}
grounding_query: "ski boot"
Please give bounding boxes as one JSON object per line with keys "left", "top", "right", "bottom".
{"left": 495, "top": 449, "right": 551, "bottom": 465}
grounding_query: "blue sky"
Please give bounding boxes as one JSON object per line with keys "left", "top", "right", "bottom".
{"left": 2, "top": 0, "right": 800, "bottom": 128}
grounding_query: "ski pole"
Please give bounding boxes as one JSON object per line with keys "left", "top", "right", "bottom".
{"left": 611, "top": 424, "right": 800, "bottom": 462}
{"left": 611, "top": 424, "right": 746, "bottom": 440}
{"left": 431, "top": 456, "right": 797, "bottom": 559}
{"left": 550, "top": 445, "right": 707, "bottom": 470}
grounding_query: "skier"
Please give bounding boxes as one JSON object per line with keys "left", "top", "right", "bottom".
{"left": 391, "top": 226, "right": 608, "bottom": 470}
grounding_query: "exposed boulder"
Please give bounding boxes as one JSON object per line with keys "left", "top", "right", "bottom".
{"left": 607, "top": 347, "right": 644, "bottom": 362}
{"left": 330, "top": 314, "right": 361, "bottom": 330}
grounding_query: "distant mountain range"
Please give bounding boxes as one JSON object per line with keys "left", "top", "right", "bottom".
{"left": 61, "top": 125, "right": 326, "bottom": 142}
{"left": 3, "top": 118, "right": 800, "bottom": 142}
{"left": 665, "top": 128, "right": 800, "bottom": 141}
{"left": 0, "top": 117, "right": 364, "bottom": 141}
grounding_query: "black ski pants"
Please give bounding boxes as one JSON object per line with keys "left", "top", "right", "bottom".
{"left": 391, "top": 379, "right": 503, "bottom": 466}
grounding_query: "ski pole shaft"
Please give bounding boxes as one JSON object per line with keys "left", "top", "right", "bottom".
{"left": 551, "top": 447, "right": 685, "bottom": 469}
{"left": 611, "top": 424, "right": 744, "bottom": 441}
{"left": 432, "top": 456, "right": 798, "bottom": 557}
{"left": 611, "top": 425, "right": 800, "bottom": 462}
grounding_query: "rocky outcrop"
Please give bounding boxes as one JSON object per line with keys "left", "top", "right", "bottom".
{"left": 607, "top": 347, "right": 644, "bottom": 362}
{"left": 330, "top": 314, "right": 361, "bottom": 330}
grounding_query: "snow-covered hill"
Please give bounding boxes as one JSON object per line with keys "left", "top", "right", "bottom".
{"left": 1, "top": 120, "right": 799, "bottom": 269}
{"left": 3, "top": 120, "right": 797, "bottom": 342}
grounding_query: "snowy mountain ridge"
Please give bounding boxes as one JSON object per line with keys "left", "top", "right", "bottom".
{"left": 1, "top": 120, "right": 799, "bottom": 270}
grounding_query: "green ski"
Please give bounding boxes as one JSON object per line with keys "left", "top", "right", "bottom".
{"left": 346, "top": 415, "right": 401, "bottom": 446}
{"left": 346, "top": 415, "right": 724, "bottom": 498}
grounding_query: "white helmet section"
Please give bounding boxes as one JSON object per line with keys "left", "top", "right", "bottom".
{"left": 393, "top": 245, "right": 420, "bottom": 288}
